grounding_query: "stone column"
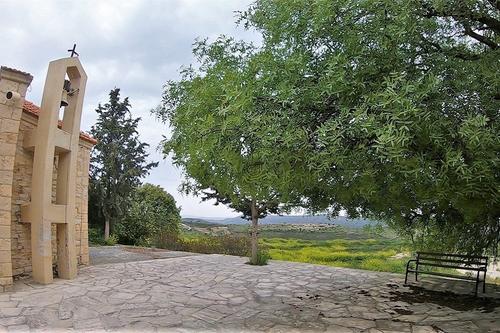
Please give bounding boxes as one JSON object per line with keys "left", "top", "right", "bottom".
{"left": 0, "top": 67, "right": 33, "bottom": 291}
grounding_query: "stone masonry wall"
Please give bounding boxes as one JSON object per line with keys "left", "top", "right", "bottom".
{"left": 10, "top": 112, "right": 92, "bottom": 278}
{"left": 0, "top": 68, "right": 32, "bottom": 292}
{"left": 0, "top": 66, "right": 92, "bottom": 291}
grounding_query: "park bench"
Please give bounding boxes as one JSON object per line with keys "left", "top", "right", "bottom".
{"left": 405, "top": 252, "right": 488, "bottom": 296}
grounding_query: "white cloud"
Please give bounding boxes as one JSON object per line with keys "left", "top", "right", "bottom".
{"left": 0, "top": 0, "right": 258, "bottom": 218}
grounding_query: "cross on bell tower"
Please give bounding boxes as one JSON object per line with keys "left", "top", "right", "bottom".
{"left": 67, "top": 43, "right": 79, "bottom": 57}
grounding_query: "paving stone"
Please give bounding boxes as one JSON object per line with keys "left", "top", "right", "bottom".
{"left": 0, "top": 250, "right": 497, "bottom": 332}
{"left": 0, "top": 308, "right": 22, "bottom": 317}
{"left": 323, "top": 317, "right": 376, "bottom": 330}
{"left": 411, "top": 326, "right": 439, "bottom": 333}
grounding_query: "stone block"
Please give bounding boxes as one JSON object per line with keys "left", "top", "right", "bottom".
{"left": 0, "top": 225, "right": 9, "bottom": 238}
{"left": 0, "top": 144, "right": 16, "bottom": 158}
{"left": 0, "top": 119, "right": 19, "bottom": 134}
{"left": 0, "top": 185, "right": 12, "bottom": 197}
{"left": 0, "top": 132, "right": 18, "bottom": 144}
{"left": 0, "top": 263, "right": 12, "bottom": 277}
{"left": 0, "top": 210, "right": 10, "bottom": 224}
{"left": 0, "top": 80, "right": 19, "bottom": 94}
{"left": 0, "top": 156, "right": 15, "bottom": 171}
{"left": 0, "top": 196, "right": 10, "bottom": 211}
{"left": 10, "top": 109, "right": 22, "bottom": 121}
{"left": 0, "top": 250, "right": 10, "bottom": 263}
{"left": 0, "top": 240, "right": 10, "bottom": 251}
{"left": 0, "top": 277, "right": 12, "bottom": 287}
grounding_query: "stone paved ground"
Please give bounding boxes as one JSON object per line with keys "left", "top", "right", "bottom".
{"left": 89, "top": 245, "right": 197, "bottom": 265}
{"left": 0, "top": 253, "right": 499, "bottom": 332}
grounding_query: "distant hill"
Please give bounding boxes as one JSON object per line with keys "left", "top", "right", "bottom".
{"left": 182, "top": 215, "right": 379, "bottom": 228}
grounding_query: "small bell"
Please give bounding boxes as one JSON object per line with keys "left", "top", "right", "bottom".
{"left": 60, "top": 80, "right": 71, "bottom": 107}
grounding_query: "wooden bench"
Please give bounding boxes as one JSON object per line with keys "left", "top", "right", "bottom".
{"left": 405, "top": 252, "right": 488, "bottom": 296}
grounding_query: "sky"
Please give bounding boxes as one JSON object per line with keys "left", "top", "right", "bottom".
{"left": 0, "top": 0, "right": 260, "bottom": 218}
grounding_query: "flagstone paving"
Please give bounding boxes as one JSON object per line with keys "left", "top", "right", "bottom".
{"left": 0, "top": 253, "right": 499, "bottom": 332}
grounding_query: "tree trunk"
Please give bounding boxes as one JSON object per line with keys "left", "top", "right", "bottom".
{"left": 104, "top": 215, "right": 110, "bottom": 240}
{"left": 250, "top": 199, "right": 259, "bottom": 264}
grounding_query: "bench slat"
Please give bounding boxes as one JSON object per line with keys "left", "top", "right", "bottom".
{"left": 417, "top": 251, "right": 488, "bottom": 260}
{"left": 406, "top": 270, "right": 479, "bottom": 281}
{"left": 417, "top": 257, "right": 487, "bottom": 266}
{"left": 417, "top": 261, "right": 486, "bottom": 271}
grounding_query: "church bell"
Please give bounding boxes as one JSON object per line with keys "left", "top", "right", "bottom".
{"left": 60, "top": 80, "right": 71, "bottom": 107}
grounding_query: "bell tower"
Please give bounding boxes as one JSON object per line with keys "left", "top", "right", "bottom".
{"left": 21, "top": 57, "right": 87, "bottom": 284}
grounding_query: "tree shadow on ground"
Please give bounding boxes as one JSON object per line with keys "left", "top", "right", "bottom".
{"left": 385, "top": 283, "right": 500, "bottom": 313}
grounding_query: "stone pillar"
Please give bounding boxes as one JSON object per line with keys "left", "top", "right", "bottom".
{"left": 21, "top": 58, "right": 87, "bottom": 284}
{"left": 0, "top": 67, "right": 33, "bottom": 291}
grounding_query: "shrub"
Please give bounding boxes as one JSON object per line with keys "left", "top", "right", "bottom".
{"left": 157, "top": 234, "right": 251, "bottom": 256}
{"left": 247, "top": 250, "right": 270, "bottom": 266}
{"left": 89, "top": 228, "right": 118, "bottom": 246}
{"left": 89, "top": 228, "right": 106, "bottom": 246}
{"left": 115, "top": 184, "right": 181, "bottom": 246}
{"left": 104, "top": 234, "right": 118, "bottom": 246}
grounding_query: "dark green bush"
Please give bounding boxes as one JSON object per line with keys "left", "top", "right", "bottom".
{"left": 157, "top": 234, "right": 251, "bottom": 256}
{"left": 247, "top": 250, "right": 270, "bottom": 266}
{"left": 115, "top": 184, "right": 181, "bottom": 246}
{"left": 89, "top": 228, "right": 106, "bottom": 246}
{"left": 89, "top": 228, "right": 118, "bottom": 246}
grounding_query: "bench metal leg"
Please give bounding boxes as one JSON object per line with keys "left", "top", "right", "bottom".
{"left": 404, "top": 260, "right": 415, "bottom": 284}
{"left": 483, "top": 271, "right": 487, "bottom": 293}
{"left": 475, "top": 271, "right": 480, "bottom": 296}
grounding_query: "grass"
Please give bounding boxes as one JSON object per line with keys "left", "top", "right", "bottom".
{"left": 261, "top": 237, "right": 410, "bottom": 273}
{"left": 180, "top": 221, "right": 411, "bottom": 274}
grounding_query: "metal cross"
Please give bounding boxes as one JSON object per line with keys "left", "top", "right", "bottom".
{"left": 67, "top": 44, "right": 79, "bottom": 57}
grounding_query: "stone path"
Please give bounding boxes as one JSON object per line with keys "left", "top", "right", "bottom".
{"left": 89, "top": 245, "right": 197, "bottom": 265}
{"left": 1, "top": 253, "right": 499, "bottom": 332}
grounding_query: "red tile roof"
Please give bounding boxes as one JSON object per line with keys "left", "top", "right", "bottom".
{"left": 22, "top": 101, "right": 97, "bottom": 145}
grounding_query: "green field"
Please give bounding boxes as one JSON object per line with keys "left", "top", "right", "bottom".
{"left": 180, "top": 221, "right": 412, "bottom": 274}
{"left": 261, "top": 238, "right": 409, "bottom": 273}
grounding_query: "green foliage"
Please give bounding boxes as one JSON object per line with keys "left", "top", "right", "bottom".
{"left": 263, "top": 238, "right": 409, "bottom": 273}
{"left": 89, "top": 89, "right": 158, "bottom": 239}
{"left": 104, "top": 234, "right": 118, "bottom": 246}
{"left": 158, "top": 234, "right": 251, "bottom": 256}
{"left": 157, "top": 0, "right": 499, "bottom": 255}
{"left": 115, "top": 183, "right": 181, "bottom": 246}
{"left": 88, "top": 228, "right": 106, "bottom": 246}
{"left": 247, "top": 250, "right": 270, "bottom": 266}
{"left": 88, "top": 228, "right": 118, "bottom": 246}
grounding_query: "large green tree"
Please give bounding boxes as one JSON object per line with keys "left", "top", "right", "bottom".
{"left": 90, "top": 88, "right": 158, "bottom": 239}
{"left": 237, "top": 0, "right": 500, "bottom": 254}
{"left": 158, "top": 0, "right": 499, "bottom": 255}
{"left": 154, "top": 38, "right": 309, "bottom": 264}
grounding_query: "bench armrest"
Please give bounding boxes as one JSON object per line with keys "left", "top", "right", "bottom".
{"left": 406, "top": 259, "right": 417, "bottom": 270}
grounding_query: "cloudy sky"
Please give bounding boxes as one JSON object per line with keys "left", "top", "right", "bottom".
{"left": 1, "top": 0, "right": 260, "bottom": 218}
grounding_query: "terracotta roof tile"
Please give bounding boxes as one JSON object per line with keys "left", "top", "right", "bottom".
{"left": 22, "top": 101, "right": 97, "bottom": 145}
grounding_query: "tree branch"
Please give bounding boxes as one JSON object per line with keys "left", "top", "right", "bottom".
{"left": 464, "top": 24, "right": 499, "bottom": 49}
{"left": 487, "top": 0, "right": 500, "bottom": 11}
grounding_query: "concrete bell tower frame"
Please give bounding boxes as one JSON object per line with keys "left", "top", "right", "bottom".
{"left": 21, "top": 57, "right": 87, "bottom": 284}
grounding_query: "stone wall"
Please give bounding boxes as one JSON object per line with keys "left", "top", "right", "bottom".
{"left": 0, "top": 66, "right": 93, "bottom": 291}
{"left": 0, "top": 67, "right": 32, "bottom": 292}
{"left": 10, "top": 112, "right": 92, "bottom": 278}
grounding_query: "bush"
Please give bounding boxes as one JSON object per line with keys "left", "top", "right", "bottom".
{"left": 247, "top": 250, "right": 270, "bottom": 266}
{"left": 89, "top": 228, "right": 106, "bottom": 246}
{"left": 104, "top": 234, "right": 118, "bottom": 246}
{"left": 89, "top": 228, "right": 118, "bottom": 246}
{"left": 115, "top": 184, "right": 181, "bottom": 246}
{"left": 157, "top": 234, "right": 251, "bottom": 256}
